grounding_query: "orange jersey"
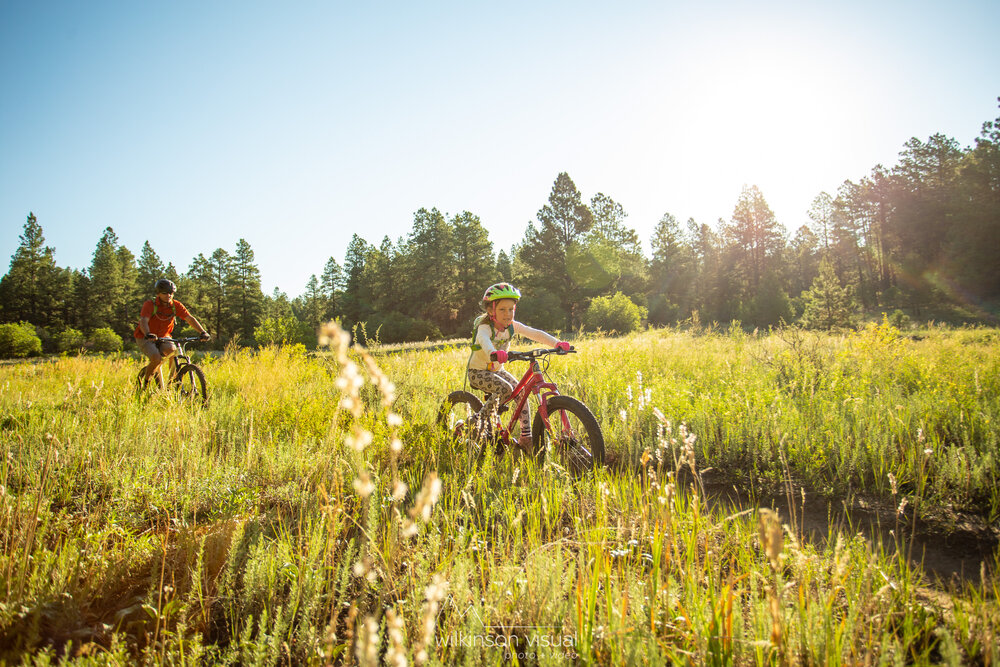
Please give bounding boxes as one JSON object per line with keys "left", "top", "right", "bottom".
{"left": 134, "top": 298, "right": 190, "bottom": 339}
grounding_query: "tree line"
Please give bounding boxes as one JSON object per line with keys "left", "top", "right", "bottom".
{"left": 2, "top": 102, "right": 998, "bottom": 353}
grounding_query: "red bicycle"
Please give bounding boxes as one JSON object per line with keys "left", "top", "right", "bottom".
{"left": 437, "top": 347, "right": 605, "bottom": 471}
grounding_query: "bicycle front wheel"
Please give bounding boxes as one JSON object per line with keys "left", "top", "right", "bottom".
{"left": 173, "top": 364, "right": 208, "bottom": 406}
{"left": 533, "top": 395, "right": 604, "bottom": 472}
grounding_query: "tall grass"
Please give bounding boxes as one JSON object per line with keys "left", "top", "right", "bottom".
{"left": 0, "top": 323, "right": 997, "bottom": 664}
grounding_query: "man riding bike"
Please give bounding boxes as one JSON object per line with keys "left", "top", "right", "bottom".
{"left": 134, "top": 279, "right": 211, "bottom": 388}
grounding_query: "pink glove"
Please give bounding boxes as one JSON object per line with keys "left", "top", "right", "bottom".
{"left": 493, "top": 349, "right": 508, "bottom": 364}
{"left": 556, "top": 341, "right": 571, "bottom": 352}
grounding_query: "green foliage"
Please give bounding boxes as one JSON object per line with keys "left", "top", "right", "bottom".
{"left": 583, "top": 292, "right": 647, "bottom": 334}
{"left": 87, "top": 327, "right": 122, "bottom": 352}
{"left": 54, "top": 327, "right": 86, "bottom": 354}
{"left": 511, "top": 288, "right": 568, "bottom": 334}
{"left": 254, "top": 316, "right": 308, "bottom": 346}
{"left": 0, "top": 321, "right": 42, "bottom": 357}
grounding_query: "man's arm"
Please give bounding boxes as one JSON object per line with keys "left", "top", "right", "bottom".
{"left": 184, "top": 314, "right": 210, "bottom": 338}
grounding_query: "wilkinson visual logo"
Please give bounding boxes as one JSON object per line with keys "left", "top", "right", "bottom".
{"left": 436, "top": 601, "right": 578, "bottom": 659}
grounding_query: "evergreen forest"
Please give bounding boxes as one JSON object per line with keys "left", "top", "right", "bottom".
{"left": 2, "top": 102, "right": 999, "bottom": 354}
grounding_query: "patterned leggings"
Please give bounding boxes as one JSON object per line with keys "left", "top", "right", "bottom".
{"left": 467, "top": 368, "right": 531, "bottom": 438}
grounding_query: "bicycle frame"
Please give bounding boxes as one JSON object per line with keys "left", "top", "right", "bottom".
{"left": 153, "top": 337, "right": 201, "bottom": 382}
{"left": 488, "top": 351, "right": 573, "bottom": 445}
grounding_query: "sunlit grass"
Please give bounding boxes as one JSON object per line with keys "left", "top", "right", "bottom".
{"left": 1, "top": 323, "right": 998, "bottom": 664}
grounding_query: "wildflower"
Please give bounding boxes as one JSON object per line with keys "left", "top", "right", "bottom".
{"left": 392, "top": 480, "right": 408, "bottom": 502}
{"left": 888, "top": 473, "right": 898, "bottom": 496}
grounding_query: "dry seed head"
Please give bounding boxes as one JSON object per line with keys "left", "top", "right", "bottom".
{"left": 758, "top": 509, "right": 784, "bottom": 569}
{"left": 385, "top": 608, "right": 408, "bottom": 667}
{"left": 897, "top": 497, "right": 909, "bottom": 516}
{"left": 401, "top": 519, "right": 419, "bottom": 539}
{"left": 353, "top": 472, "right": 375, "bottom": 499}
{"left": 888, "top": 472, "right": 898, "bottom": 496}
{"left": 392, "top": 480, "right": 408, "bottom": 502}
{"left": 355, "top": 615, "right": 379, "bottom": 667}
{"left": 410, "top": 473, "right": 443, "bottom": 523}
{"left": 346, "top": 427, "right": 374, "bottom": 452}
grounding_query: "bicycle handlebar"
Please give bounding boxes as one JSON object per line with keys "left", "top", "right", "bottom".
{"left": 153, "top": 336, "right": 205, "bottom": 344}
{"left": 490, "top": 346, "right": 576, "bottom": 363}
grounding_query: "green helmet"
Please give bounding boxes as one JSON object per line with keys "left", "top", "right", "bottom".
{"left": 482, "top": 282, "right": 521, "bottom": 309}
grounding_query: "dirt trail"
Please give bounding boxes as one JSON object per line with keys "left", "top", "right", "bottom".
{"left": 698, "top": 473, "right": 998, "bottom": 588}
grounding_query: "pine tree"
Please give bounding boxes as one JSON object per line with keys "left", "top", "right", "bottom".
{"left": 302, "top": 274, "right": 324, "bottom": 330}
{"left": 800, "top": 259, "right": 858, "bottom": 330}
{"left": 230, "top": 239, "right": 264, "bottom": 343}
{"left": 451, "top": 211, "right": 495, "bottom": 327}
{"left": 87, "top": 227, "right": 124, "bottom": 331}
{"left": 517, "top": 172, "right": 594, "bottom": 328}
{"left": 722, "top": 185, "right": 786, "bottom": 295}
{"left": 320, "top": 257, "right": 344, "bottom": 320}
{"left": 116, "top": 245, "right": 140, "bottom": 338}
{"left": 136, "top": 241, "right": 165, "bottom": 294}
{"left": 404, "top": 208, "right": 456, "bottom": 331}
{"left": 0, "top": 213, "right": 60, "bottom": 327}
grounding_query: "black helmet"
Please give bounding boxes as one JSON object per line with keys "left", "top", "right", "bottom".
{"left": 154, "top": 278, "right": 176, "bottom": 294}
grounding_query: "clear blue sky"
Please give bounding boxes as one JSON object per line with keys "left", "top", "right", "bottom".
{"left": 2, "top": 0, "right": 998, "bottom": 296}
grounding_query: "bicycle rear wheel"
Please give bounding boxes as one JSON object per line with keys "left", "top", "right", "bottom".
{"left": 173, "top": 364, "right": 208, "bottom": 406}
{"left": 532, "top": 395, "right": 604, "bottom": 473}
{"left": 436, "top": 390, "right": 483, "bottom": 438}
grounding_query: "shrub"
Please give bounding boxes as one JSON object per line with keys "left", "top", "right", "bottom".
{"left": 88, "top": 327, "right": 123, "bottom": 353}
{"left": 888, "top": 309, "right": 912, "bottom": 330}
{"left": 255, "top": 316, "right": 306, "bottom": 347}
{"left": 0, "top": 321, "right": 43, "bottom": 358}
{"left": 583, "top": 292, "right": 647, "bottom": 334}
{"left": 361, "top": 312, "right": 441, "bottom": 345}
{"left": 55, "top": 327, "right": 86, "bottom": 354}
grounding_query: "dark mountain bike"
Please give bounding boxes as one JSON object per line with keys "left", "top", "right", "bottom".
{"left": 437, "top": 347, "right": 604, "bottom": 472}
{"left": 135, "top": 337, "right": 208, "bottom": 406}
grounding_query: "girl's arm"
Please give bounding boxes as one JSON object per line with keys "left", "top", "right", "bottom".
{"left": 475, "top": 323, "right": 498, "bottom": 353}
{"left": 512, "top": 321, "right": 559, "bottom": 347}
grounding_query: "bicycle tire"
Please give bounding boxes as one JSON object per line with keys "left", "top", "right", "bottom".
{"left": 532, "top": 395, "right": 605, "bottom": 472}
{"left": 436, "top": 390, "right": 483, "bottom": 436}
{"left": 173, "top": 364, "right": 208, "bottom": 406}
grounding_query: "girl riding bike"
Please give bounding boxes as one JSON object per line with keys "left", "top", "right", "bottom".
{"left": 467, "top": 283, "right": 571, "bottom": 450}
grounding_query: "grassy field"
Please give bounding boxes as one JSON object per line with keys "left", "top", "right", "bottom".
{"left": 1, "top": 321, "right": 998, "bottom": 665}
